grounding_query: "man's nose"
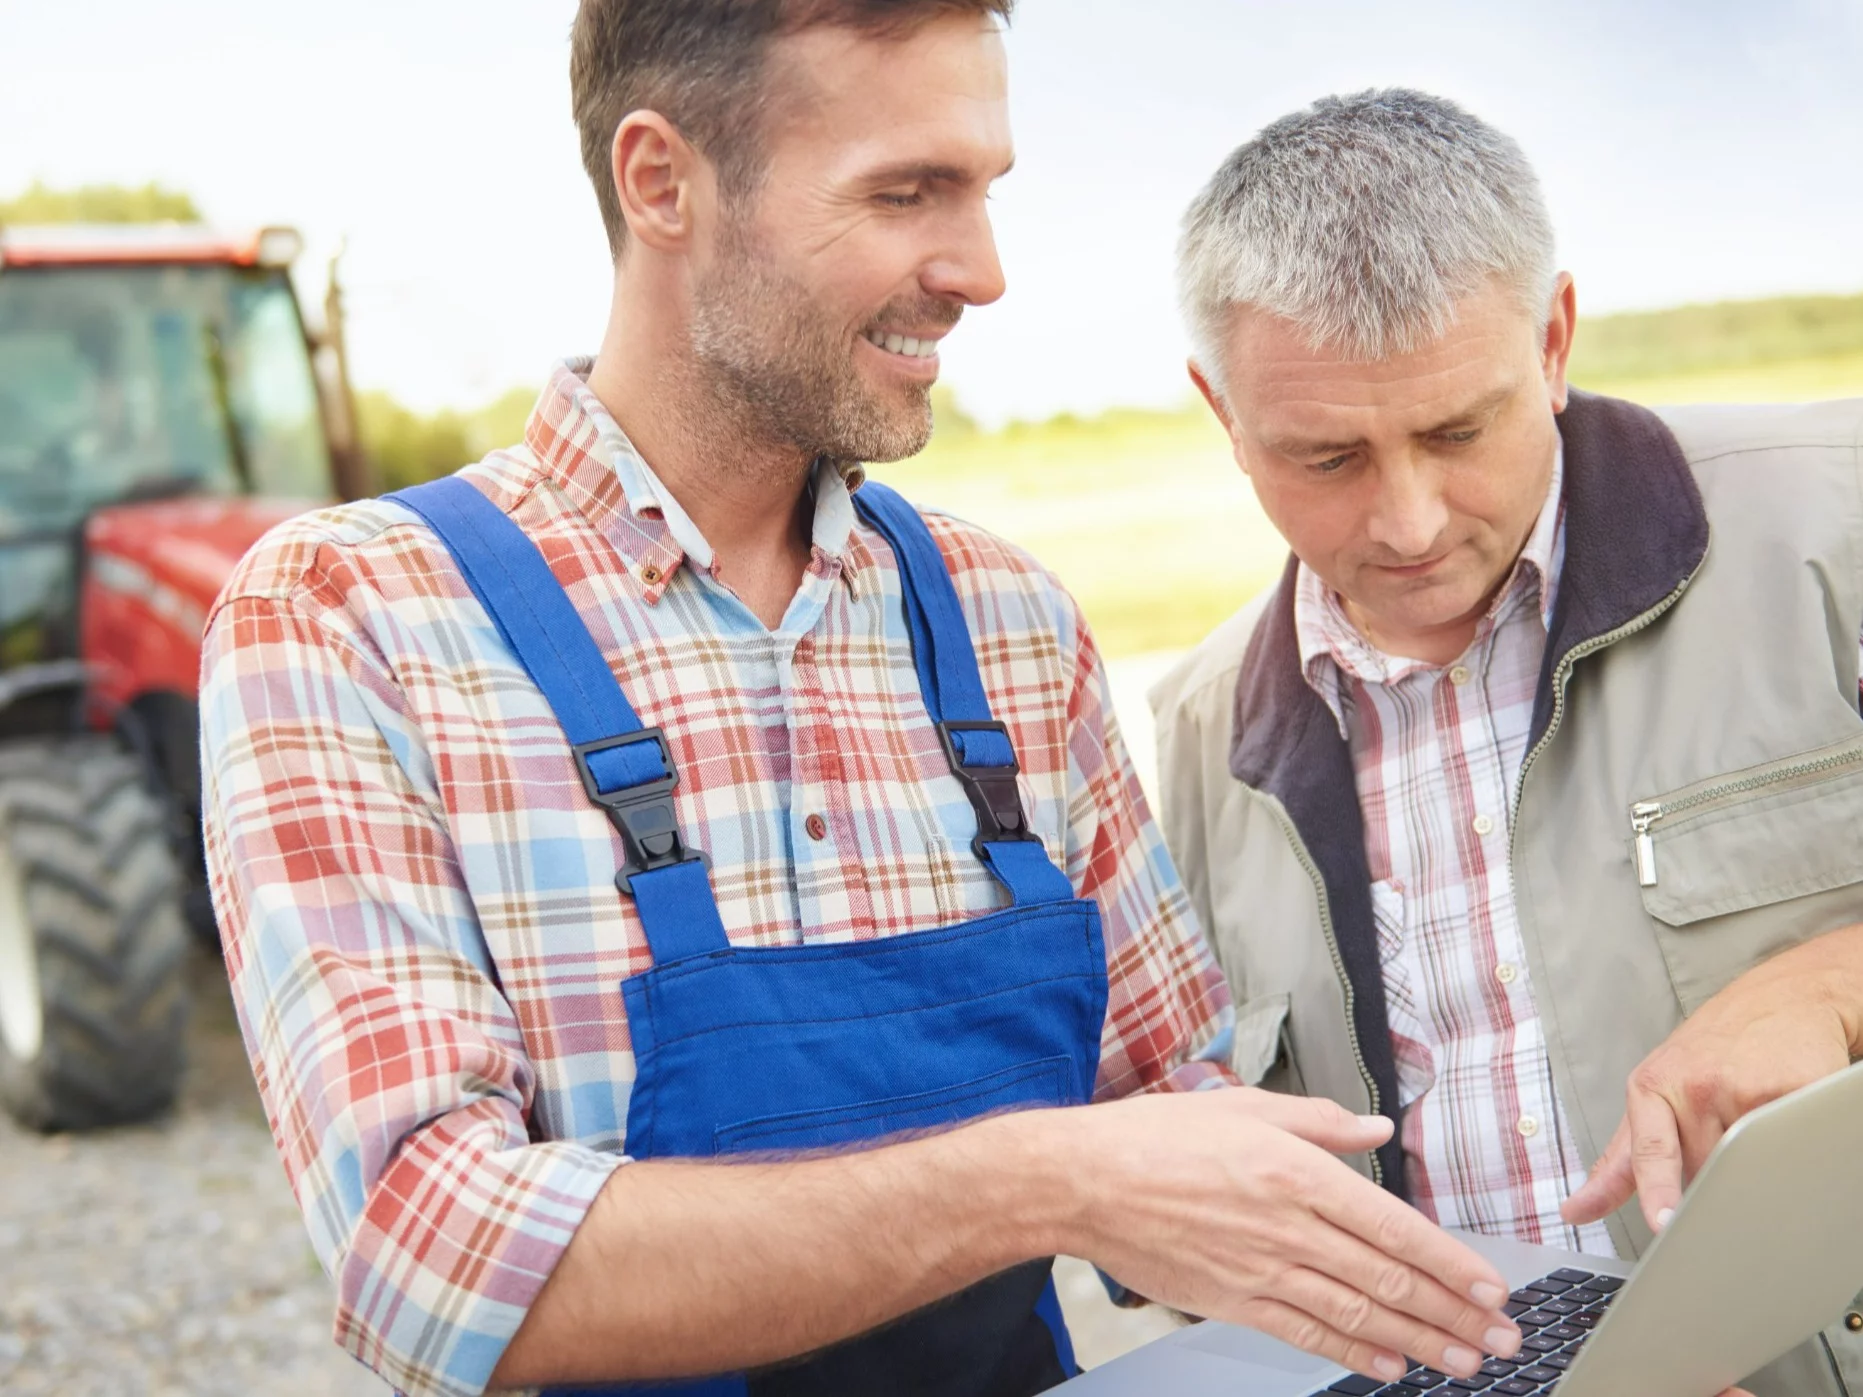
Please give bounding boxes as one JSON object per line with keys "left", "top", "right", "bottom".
{"left": 1366, "top": 457, "right": 1451, "bottom": 560}
{"left": 923, "top": 201, "right": 1006, "bottom": 308}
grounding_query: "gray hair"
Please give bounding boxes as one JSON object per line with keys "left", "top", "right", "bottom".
{"left": 1178, "top": 88, "right": 1556, "bottom": 386}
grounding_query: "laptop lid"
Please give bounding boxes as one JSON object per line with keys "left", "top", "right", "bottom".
{"left": 1060, "top": 1060, "right": 1863, "bottom": 1396}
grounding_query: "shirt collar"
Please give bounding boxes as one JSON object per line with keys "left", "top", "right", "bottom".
{"left": 1293, "top": 440, "right": 1568, "bottom": 717}
{"left": 522, "top": 358, "right": 873, "bottom": 601}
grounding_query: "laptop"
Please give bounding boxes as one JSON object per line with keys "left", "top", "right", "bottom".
{"left": 1062, "top": 1059, "right": 1863, "bottom": 1396}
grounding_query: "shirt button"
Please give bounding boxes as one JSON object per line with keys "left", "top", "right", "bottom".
{"left": 1472, "top": 813, "right": 1495, "bottom": 836}
{"left": 1517, "top": 1115, "right": 1540, "bottom": 1138}
{"left": 1495, "top": 962, "right": 1519, "bottom": 985}
{"left": 640, "top": 563, "right": 664, "bottom": 586}
{"left": 804, "top": 813, "right": 828, "bottom": 842}
{"left": 1449, "top": 665, "right": 1472, "bottom": 686}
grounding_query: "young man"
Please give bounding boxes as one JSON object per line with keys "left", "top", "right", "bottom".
{"left": 1154, "top": 88, "right": 1863, "bottom": 1397}
{"left": 200, "top": 13, "right": 1518, "bottom": 1397}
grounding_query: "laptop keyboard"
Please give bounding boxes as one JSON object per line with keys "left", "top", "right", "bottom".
{"left": 1303, "top": 1267, "right": 1623, "bottom": 1396}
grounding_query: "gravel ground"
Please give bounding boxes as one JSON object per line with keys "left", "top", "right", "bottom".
{"left": 0, "top": 949, "right": 1179, "bottom": 1394}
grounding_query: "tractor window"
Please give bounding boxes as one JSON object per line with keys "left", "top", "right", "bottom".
{"left": 222, "top": 273, "right": 333, "bottom": 500}
{"left": 0, "top": 265, "right": 332, "bottom": 546}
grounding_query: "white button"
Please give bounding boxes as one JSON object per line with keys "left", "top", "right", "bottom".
{"left": 1496, "top": 962, "right": 1519, "bottom": 985}
{"left": 1517, "top": 1115, "right": 1540, "bottom": 1138}
{"left": 1472, "top": 814, "right": 1495, "bottom": 836}
{"left": 1449, "top": 665, "right": 1472, "bottom": 686}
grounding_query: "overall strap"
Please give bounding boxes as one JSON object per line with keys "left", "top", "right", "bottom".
{"left": 852, "top": 481, "right": 1075, "bottom": 906}
{"left": 388, "top": 476, "right": 730, "bottom": 963}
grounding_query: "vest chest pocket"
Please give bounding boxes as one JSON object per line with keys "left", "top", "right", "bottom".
{"left": 1631, "top": 734, "right": 1863, "bottom": 1010}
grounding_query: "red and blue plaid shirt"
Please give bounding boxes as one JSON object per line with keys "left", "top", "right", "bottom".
{"left": 200, "top": 361, "right": 1235, "bottom": 1397}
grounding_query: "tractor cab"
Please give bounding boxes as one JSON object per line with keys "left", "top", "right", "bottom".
{"left": 0, "top": 224, "right": 369, "bottom": 1131}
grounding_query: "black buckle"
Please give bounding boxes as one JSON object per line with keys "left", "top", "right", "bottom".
{"left": 571, "top": 730, "right": 709, "bottom": 897}
{"left": 937, "top": 721, "right": 1040, "bottom": 858}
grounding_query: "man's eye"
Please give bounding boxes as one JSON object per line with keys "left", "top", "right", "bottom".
{"left": 877, "top": 191, "right": 923, "bottom": 209}
{"left": 1308, "top": 454, "right": 1351, "bottom": 475}
{"left": 1439, "top": 429, "right": 1481, "bottom": 446}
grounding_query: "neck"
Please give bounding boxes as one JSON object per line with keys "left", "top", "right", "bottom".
{"left": 1340, "top": 600, "right": 1482, "bottom": 667}
{"left": 586, "top": 282, "right": 817, "bottom": 628}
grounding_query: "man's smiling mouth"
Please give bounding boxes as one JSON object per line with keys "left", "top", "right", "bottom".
{"left": 862, "top": 328, "right": 942, "bottom": 359}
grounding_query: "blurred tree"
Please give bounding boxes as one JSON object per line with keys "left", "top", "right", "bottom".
{"left": 0, "top": 182, "right": 203, "bottom": 225}
{"left": 355, "top": 392, "right": 473, "bottom": 493}
{"left": 464, "top": 386, "right": 539, "bottom": 458}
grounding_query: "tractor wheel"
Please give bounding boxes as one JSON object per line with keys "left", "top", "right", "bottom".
{"left": 0, "top": 737, "right": 190, "bottom": 1131}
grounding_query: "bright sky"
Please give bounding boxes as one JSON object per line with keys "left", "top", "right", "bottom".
{"left": 3, "top": 0, "right": 1860, "bottom": 424}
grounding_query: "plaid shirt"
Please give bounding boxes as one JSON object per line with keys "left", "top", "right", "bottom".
{"left": 200, "top": 361, "right": 1234, "bottom": 1397}
{"left": 1294, "top": 448, "right": 1618, "bottom": 1256}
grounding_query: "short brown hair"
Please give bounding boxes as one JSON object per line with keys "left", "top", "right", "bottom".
{"left": 571, "top": 0, "right": 1015, "bottom": 257}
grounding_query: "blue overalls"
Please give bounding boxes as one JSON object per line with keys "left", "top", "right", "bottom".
{"left": 391, "top": 475, "right": 1109, "bottom": 1397}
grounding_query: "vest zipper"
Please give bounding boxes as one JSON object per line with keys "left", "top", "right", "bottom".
{"left": 1630, "top": 802, "right": 1662, "bottom": 887}
{"left": 1263, "top": 800, "right": 1384, "bottom": 1188}
{"left": 1629, "top": 743, "right": 1863, "bottom": 888}
{"left": 1504, "top": 564, "right": 1700, "bottom": 1248}
{"left": 1510, "top": 567, "right": 1701, "bottom": 853}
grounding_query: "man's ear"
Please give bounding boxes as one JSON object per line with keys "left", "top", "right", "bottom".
{"left": 610, "top": 111, "right": 714, "bottom": 254}
{"left": 1541, "top": 272, "right": 1578, "bottom": 414}
{"left": 1188, "top": 360, "right": 1250, "bottom": 473}
{"left": 1188, "top": 359, "right": 1233, "bottom": 431}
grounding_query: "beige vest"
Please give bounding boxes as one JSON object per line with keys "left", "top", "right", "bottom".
{"left": 1152, "top": 396, "right": 1863, "bottom": 1394}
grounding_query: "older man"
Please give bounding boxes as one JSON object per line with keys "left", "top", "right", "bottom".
{"left": 1153, "top": 88, "right": 1863, "bottom": 1396}
{"left": 199, "top": 15, "right": 1524, "bottom": 1397}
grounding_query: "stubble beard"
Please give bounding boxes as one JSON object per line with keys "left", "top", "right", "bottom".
{"left": 687, "top": 220, "right": 950, "bottom": 468}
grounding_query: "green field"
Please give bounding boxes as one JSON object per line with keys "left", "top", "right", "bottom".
{"left": 874, "top": 294, "right": 1863, "bottom": 659}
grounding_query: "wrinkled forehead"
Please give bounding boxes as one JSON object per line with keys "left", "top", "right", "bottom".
{"left": 1223, "top": 288, "right": 1542, "bottom": 437}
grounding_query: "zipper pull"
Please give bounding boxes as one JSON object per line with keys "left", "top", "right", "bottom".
{"left": 1631, "top": 801, "right": 1664, "bottom": 887}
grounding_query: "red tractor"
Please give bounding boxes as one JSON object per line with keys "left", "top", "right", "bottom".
{"left": 0, "top": 223, "right": 370, "bottom": 1130}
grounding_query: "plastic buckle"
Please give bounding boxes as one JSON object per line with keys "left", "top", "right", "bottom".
{"left": 936, "top": 720, "right": 1040, "bottom": 858}
{"left": 570, "top": 730, "right": 709, "bottom": 897}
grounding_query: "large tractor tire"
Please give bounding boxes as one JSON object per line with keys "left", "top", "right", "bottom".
{"left": 0, "top": 737, "right": 190, "bottom": 1131}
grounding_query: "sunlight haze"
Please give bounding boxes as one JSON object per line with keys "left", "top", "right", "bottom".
{"left": 3, "top": 0, "right": 1859, "bottom": 423}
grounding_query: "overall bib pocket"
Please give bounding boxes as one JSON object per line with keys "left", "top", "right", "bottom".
{"left": 714, "top": 1057, "right": 1073, "bottom": 1154}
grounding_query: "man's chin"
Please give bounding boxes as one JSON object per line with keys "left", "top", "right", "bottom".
{"left": 1346, "top": 576, "right": 1492, "bottom": 639}
{"left": 828, "top": 392, "right": 934, "bottom": 464}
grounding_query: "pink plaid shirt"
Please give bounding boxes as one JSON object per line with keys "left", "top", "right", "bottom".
{"left": 1294, "top": 449, "right": 1619, "bottom": 1256}
{"left": 200, "top": 362, "right": 1234, "bottom": 1397}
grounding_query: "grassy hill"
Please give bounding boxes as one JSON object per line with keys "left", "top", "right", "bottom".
{"left": 1571, "top": 291, "right": 1863, "bottom": 381}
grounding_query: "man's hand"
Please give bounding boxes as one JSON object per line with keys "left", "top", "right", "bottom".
{"left": 1059, "top": 1087, "right": 1521, "bottom": 1385}
{"left": 1563, "top": 925, "right": 1863, "bottom": 1234}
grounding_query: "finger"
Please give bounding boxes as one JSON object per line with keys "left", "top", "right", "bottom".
{"left": 1309, "top": 1160, "right": 1513, "bottom": 1314}
{"left": 1271, "top": 1263, "right": 1510, "bottom": 1380}
{"left": 1678, "top": 1110, "right": 1726, "bottom": 1188}
{"left": 1626, "top": 1084, "right": 1686, "bottom": 1232}
{"left": 1562, "top": 1117, "right": 1634, "bottom": 1225}
{"left": 1293, "top": 1217, "right": 1523, "bottom": 1363}
{"left": 1225, "top": 1295, "right": 1412, "bottom": 1386}
{"left": 1238, "top": 1091, "right": 1394, "bottom": 1155}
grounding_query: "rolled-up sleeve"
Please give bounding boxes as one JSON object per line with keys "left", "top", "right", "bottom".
{"left": 201, "top": 585, "right": 621, "bottom": 1397}
{"left": 1060, "top": 617, "right": 1237, "bottom": 1099}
